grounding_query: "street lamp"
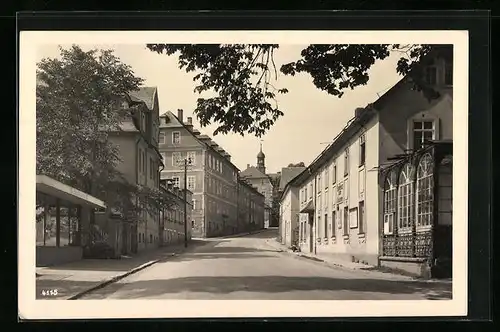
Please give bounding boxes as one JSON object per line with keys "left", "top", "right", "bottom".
{"left": 175, "top": 156, "right": 193, "bottom": 248}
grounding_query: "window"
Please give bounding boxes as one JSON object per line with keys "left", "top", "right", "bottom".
{"left": 416, "top": 154, "right": 434, "bottom": 228}
{"left": 172, "top": 131, "right": 180, "bottom": 144}
{"left": 343, "top": 206, "right": 349, "bottom": 235}
{"left": 172, "top": 176, "right": 180, "bottom": 188}
{"left": 324, "top": 213, "right": 328, "bottom": 238}
{"left": 187, "top": 176, "right": 196, "bottom": 191}
{"left": 142, "top": 151, "right": 146, "bottom": 175}
{"left": 304, "top": 187, "right": 308, "bottom": 201}
{"left": 150, "top": 234, "right": 153, "bottom": 243}
{"left": 159, "top": 132, "right": 166, "bottom": 144}
{"left": 344, "top": 148, "right": 349, "bottom": 176}
{"left": 149, "top": 157, "right": 153, "bottom": 179}
{"left": 138, "top": 149, "right": 143, "bottom": 173}
{"left": 332, "top": 163, "right": 337, "bottom": 184}
{"left": 332, "top": 210, "right": 336, "bottom": 237}
{"left": 444, "top": 62, "right": 453, "bottom": 86}
{"left": 172, "top": 152, "right": 181, "bottom": 166}
{"left": 359, "top": 134, "right": 366, "bottom": 167}
{"left": 383, "top": 170, "right": 397, "bottom": 235}
{"left": 398, "top": 163, "right": 414, "bottom": 232}
{"left": 424, "top": 66, "right": 437, "bottom": 85}
{"left": 413, "top": 120, "right": 435, "bottom": 150}
{"left": 358, "top": 201, "right": 365, "bottom": 234}
{"left": 141, "top": 112, "right": 146, "bottom": 132}
{"left": 309, "top": 184, "right": 313, "bottom": 199}
{"left": 317, "top": 215, "right": 321, "bottom": 238}
{"left": 192, "top": 199, "right": 196, "bottom": 210}
{"left": 187, "top": 151, "right": 196, "bottom": 165}
{"left": 324, "top": 168, "right": 329, "bottom": 188}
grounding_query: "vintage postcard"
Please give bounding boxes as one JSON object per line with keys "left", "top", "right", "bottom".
{"left": 19, "top": 29, "right": 468, "bottom": 319}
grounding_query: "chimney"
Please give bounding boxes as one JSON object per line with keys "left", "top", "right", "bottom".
{"left": 177, "top": 109, "right": 183, "bottom": 123}
{"left": 354, "top": 107, "right": 365, "bottom": 118}
{"left": 247, "top": 164, "right": 250, "bottom": 169}
{"left": 187, "top": 117, "right": 192, "bottom": 125}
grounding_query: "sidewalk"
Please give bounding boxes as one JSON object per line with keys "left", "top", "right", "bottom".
{"left": 212, "top": 228, "right": 269, "bottom": 239}
{"left": 36, "top": 239, "right": 208, "bottom": 300}
{"left": 264, "top": 238, "right": 452, "bottom": 283}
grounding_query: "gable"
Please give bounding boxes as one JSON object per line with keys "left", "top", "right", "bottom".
{"left": 240, "top": 166, "right": 267, "bottom": 179}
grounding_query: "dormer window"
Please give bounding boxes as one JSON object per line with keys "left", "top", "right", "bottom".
{"left": 423, "top": 66, "right": 437, "bottom": 85}
{"left": 444, "top": 61, "right": 453, "bottom": 86}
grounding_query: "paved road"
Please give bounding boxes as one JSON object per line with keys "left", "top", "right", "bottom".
{"left": 81, "top": 230, "right": 452, "bottom": 300}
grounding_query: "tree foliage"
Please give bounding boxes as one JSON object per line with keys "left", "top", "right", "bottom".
{"left": 37, "top": 45, "right": 172, "bottom": 220}
{"left": 287, "top": 162, "right": 306, "bottom": 167}
{"left": 147, "top": 43, "right": 448, "bottom": 138}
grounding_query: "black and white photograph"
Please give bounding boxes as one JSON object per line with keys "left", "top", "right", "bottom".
{"left": 19, "top": 29, "right": 469, "bottom": 319}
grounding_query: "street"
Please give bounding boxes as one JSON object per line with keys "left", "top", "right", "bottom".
{"left": 80, "top": 229, "right": 452, "bottom": 300}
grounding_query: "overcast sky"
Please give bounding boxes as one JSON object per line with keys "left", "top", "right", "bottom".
{"left": 36, "top": 44, "right": 402, "bottom": 174}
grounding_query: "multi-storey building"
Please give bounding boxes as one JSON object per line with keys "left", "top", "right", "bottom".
{"left": 237, "top": 179, "right": 266, "bottom": 232}
{"left": 103, "top": 86, "right": 163, "bottom": 254}
{"left": 159, "top": 179, "right": 193, "bottom": 246}
{"left": 158, "top": 110, "right": 241, "bottom": 238}
{"left": 280, "top": 46, "right": 453, "bottom": 279}
{"left": 240, "top": 145, "right": 278, "bottom": 228}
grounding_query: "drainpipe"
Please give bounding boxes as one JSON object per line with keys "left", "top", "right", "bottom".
{"left": 159, "top": 161, "right": 165, "bottom": 246}
{"left": 236, "top": 173, "right": 240, "bottom": 234}
{"left": 314, "top": 173, "right": 318, "bottom": 255}
{"left": 134, "top": 136, "right": 141, "bottom": 253}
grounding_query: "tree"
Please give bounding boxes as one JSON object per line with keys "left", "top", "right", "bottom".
{"left": 288, "top": 162, "right": 305, "bottom": 167}
{"left": 36, "top": 45, "right": 171, "bottom": 222}
{"left": 147, "top": 44, "right": 450, "bottom": 137}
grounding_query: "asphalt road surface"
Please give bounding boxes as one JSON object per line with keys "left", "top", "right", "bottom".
{"left": 81, "top": 230, "right": 452, "bottom": 300}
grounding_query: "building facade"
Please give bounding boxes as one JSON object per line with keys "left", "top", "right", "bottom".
{"left": 159, "top": 179, "right": 193, "bottom": 246}
{"left": 279, "top": 184, "right": 300, "bottom": 248}
{"left": 237, "top": 179, "right": 266, "bottom": 232}
{"left": 240, "top": 145, "right": 277, "bottom": 228}
{"left": 104, "top": 86, "right": 163, "bottom": 254}
{"left": 158, "top": 110, "right": 241, "bottom": 238}
{"left": 281, "top": 46, "right": 453, "bottom": 278}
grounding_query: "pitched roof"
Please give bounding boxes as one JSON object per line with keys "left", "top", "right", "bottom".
{"left": 240, "top": 166, "right": 267, "bottom": 179}
{"left": 128, "top": 87, "right": 157, "bottom": 110}
{"left": 279, "top": 167, "right": 306, "bottom": 191}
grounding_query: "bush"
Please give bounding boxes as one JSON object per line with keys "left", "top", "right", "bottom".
{"left": 83, "top": 241, "right": 116, "bottom": 259}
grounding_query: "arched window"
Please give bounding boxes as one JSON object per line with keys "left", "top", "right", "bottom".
{"left": 383, "top": 170, "right": 397, "bottom": 235}
{"left": 398, "top": 163, "right": 415, "bottom": 232}
{"left": 416, "top": 153, "right": 434, "bottom": 228}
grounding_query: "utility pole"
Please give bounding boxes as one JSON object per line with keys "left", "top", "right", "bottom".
{"left": 183, "top": 158, "right": 188, "bottom": 248}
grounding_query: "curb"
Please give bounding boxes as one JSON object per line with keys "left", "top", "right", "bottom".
{"left": 67, "top": 258, "right": 162, "bottom": 300}
{"left": 215, "top": 229, "right": 268, "bottom": 239}
{"left": 68, "top": 242, "right": 207, "bottom": 300}
{"left": 265, "top": 239, "right": 453, "bottom": 283}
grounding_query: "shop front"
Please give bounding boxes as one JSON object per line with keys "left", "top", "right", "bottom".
{"left": 379, "top": 141, "right": 453, "bottom": 279}
{"left": 36, "top": 175, "right": 107, "bottom": 267}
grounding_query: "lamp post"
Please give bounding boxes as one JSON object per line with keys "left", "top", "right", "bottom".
{"left": 176, "top": 156, "right": 193, "bottom": 248}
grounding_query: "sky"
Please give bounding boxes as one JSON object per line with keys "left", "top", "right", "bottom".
{"left": 36, "top": 44, "right": 402, "bottom": 174}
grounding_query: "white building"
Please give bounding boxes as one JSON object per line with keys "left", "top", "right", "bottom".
{"left": 279, "top": 45, "right": 454, "bottom": 278}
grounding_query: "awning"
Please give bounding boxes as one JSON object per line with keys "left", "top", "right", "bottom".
{"left": 299, "top": 199, "right": 315, "bottom": 214}
{"left": 36, "top": 175, "right": 106, "bottom": 209}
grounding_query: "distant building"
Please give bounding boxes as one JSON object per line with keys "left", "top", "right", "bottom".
{"left": 237, "top": 178, "right": 266, "bottom": 232}
{"left": 159, "top": 179, "right": 193, "bottom": 245}
{"left": 158, "top": 110, "right": 242, "bottom": 238}
{"left": 280, "top": 46, "right": 453, "bottom": 279}
{"left": 240, "top": 144, "right": 276, "bottom": 227}
{"left": 277, "top": 166, "right": 306, "bottom": 246}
